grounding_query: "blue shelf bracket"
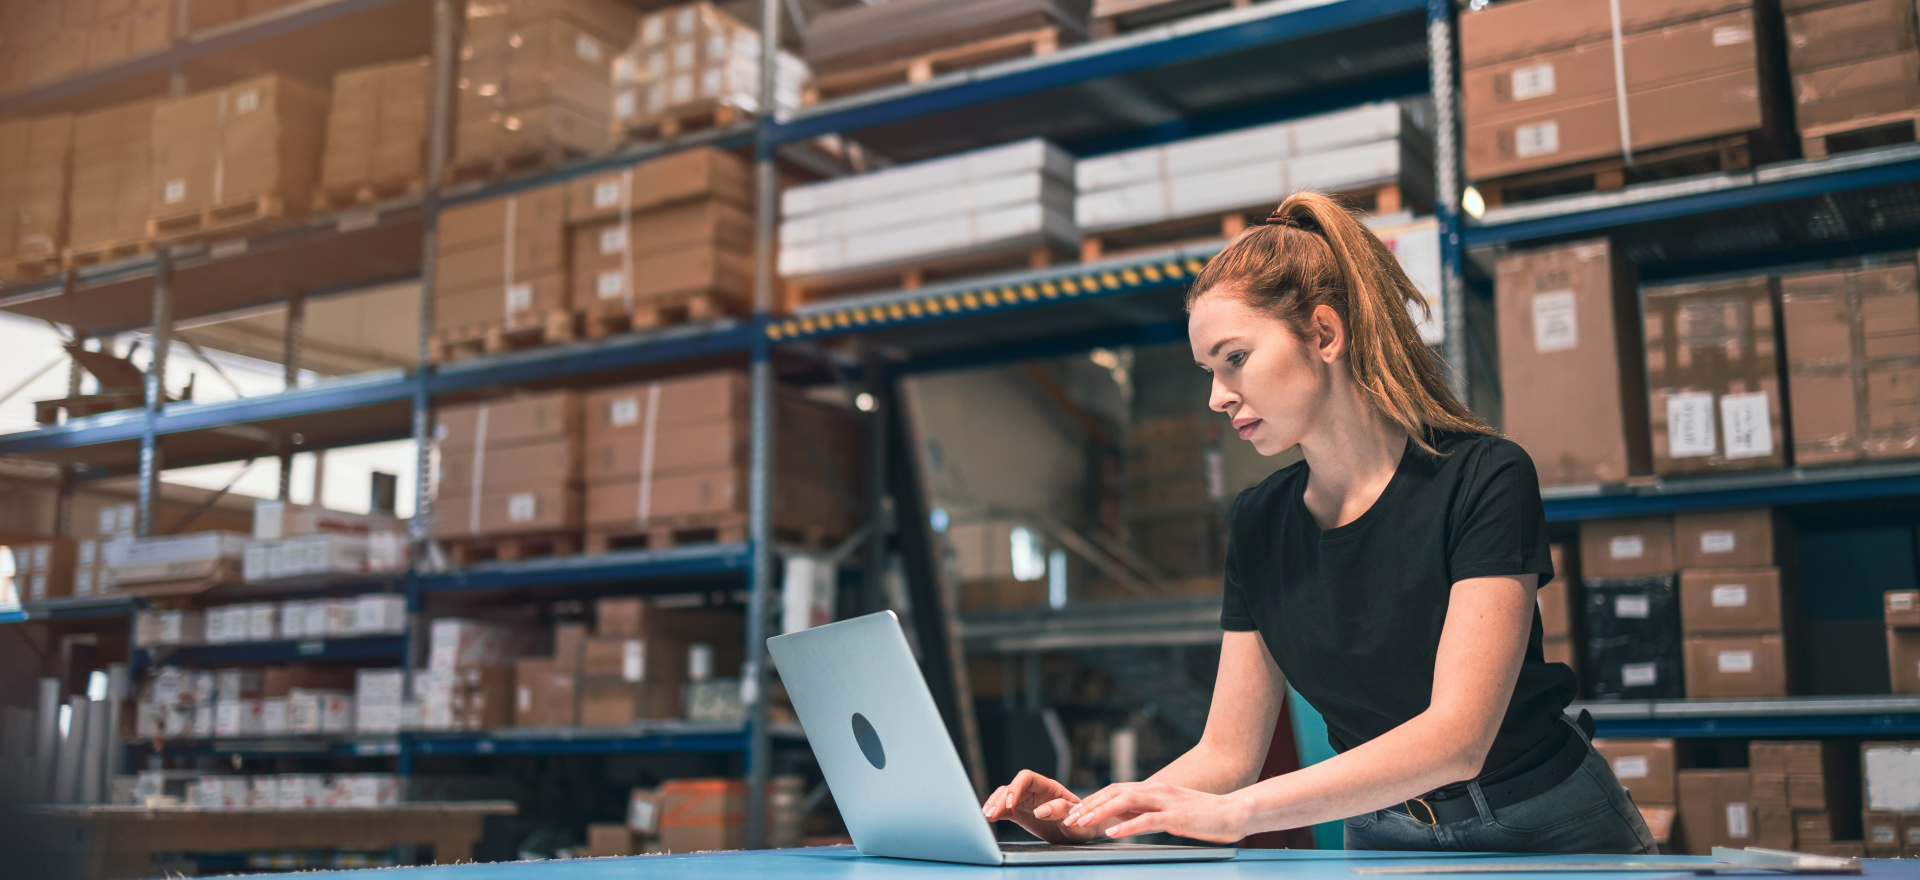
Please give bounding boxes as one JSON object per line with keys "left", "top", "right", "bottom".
{"left": 1428, "top": 0, "right": 1471, "bottom": 405}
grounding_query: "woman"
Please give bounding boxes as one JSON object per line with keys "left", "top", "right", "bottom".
{"left": 981, "top": 192, "right": 1654, "bottom": 854}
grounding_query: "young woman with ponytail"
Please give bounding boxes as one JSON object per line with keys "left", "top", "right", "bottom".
{"left": 981, "top": 193, "right": 1655, "bottom": 854}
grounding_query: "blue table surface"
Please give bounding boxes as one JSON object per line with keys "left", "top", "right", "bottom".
{"left": 284, "top": 847, "right": 1920, "bottom": 879}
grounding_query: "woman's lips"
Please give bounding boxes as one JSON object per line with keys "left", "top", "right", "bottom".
{"left": 1235, "top": 419, "right": 1261, "bottom": 441}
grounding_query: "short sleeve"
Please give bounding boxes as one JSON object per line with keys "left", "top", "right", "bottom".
{"left": 1221, "top": 491, "right": 1258, "bottom": 631}
{"left": 1448, "top": 440, "right": 1555, "bottom": 587}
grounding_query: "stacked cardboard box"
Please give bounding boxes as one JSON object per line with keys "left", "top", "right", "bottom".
{"left": 84, "top": 0, "right": 177, "bottom": 69}
{"left": 150, "top": 75, "right": 330, "bottom": 220}
{"left": 1496, "top": 240, "right": 1649, "bottom": 487}
{"left": 801, "top": 0, "right": 1090, "bottom": 98}
{"left": 1677, "top": 768, "right": 1753, "bottom": 854}
{"left": 110, "top": 532, "right": 250, "bottom": 588}
{"left": 1863, "top": 742, "right": 1920, "bottom": 855}
{"left": 433, "top": 391, "right": 582, "bottom": 540}
{"left": 76, "top": 503, "right": 137, "bottom": 598}
{"left": 575, "top": 597, "right": 743, "bottom": 727}
{"left": 950, "top": 519, "right": 1052, "bottom": 610}
{"left": 1677, "top": 509, "right": 1790, "bottom": 698}
{"left": 779, "top": 139, "right": 1076, "bottom": 280}
{"left": 1888, "top": 590, "right": 1920, "bottom": 692}
{"left": 1785, "top": 0, "right": 1920, "bottom": 153}
{"left": 68, "top": 100, "right": 160, "bottom": 255}
{"left": 579, "top": 371, "right": 862, "bottom": 545}
{"left": 0, "top": 114, "right": 74, "bottom": 273}
{"left": 320, "top": 58, "right": 431, "bottom": 199}
{"left": 1780, "top": 264, "right": 1920, "bottom": 464}
{"left": 1123, "top": 414, "right": 1228, "bottom": 591}
{"left": 7, "top": 539, "right": 77, "bottom": 603}
{"left": 1539, "top": 543, "right": 1577, "bottom": 669}
{"left": 565, "top": 148, "right": 754, "bottom": 316}
{"left": 1593, "top": 738, "right": 1677, "bottom": 847}
{"left": 613, "top": 2, "right": 806, "bottom": 133}
{"left": 454, "top": 0, "right": 637, "bottom": 169}
{"left": 1644, "top": 277, "right": 1789, "bottom": 475}
{"left": 1459, "top": 0, "right": 1774, "bottom": 184}
{"left": 433, "top": 183, "right": 570, "bottom": 333}
{"left": 1579, "top": 515, "right": 1683, "bottom": 698}
{"left": 1754, "top": 740, "right": 1860, "bottom": 850}
{"left": 1074, "top": 103, "right": 1430, "bottom": 239}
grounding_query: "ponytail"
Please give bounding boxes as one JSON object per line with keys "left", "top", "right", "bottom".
{"left": 1187, "top": 192, "right": 1488, "bottom": 453}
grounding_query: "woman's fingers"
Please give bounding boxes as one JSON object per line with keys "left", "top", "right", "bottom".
{"left": 1031, "top": 797, "right": 1073, "bottom": 820}
{"left": 983, "top": 785, "right": 1010, "bottom": 818}
{"left": 1068, "top": 787, "right": 1150, "bottom": 829}
{"left": 1064, "top": 782, "right": 1131, "bottom": 824}
{"left": 1004, "top": 769, "right": 1042, "bottom": 811}
{"left": 1104, "top": 814, "right": 1164, "bottom": 839}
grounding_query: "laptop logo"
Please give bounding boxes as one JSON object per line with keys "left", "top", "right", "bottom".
{"left": 851, "top": 712, "right": 886, "bottom": 769}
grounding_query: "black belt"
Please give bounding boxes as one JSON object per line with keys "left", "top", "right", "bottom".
{"left": 1393, "top": 714, "right": 1593, "bottom": 827}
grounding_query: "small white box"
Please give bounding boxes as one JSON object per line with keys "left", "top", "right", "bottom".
{"left": 260, "top": 697, "right": 289, "bottom": 734}
{"left": 276, "top": 774, "right": 329, "bottom": 809}
{"left": 354, "top": 594, "right": 407, "bottom": 635}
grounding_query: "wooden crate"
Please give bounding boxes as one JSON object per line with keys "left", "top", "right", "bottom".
{"left": 1091, "top": 0, "right": 1248, "bottom": 38}
{"left": 1801, "top": 109, "right": 1920, "bottom": 160}
{"left": 624, "top": 101, "right": 743, "bottom": 143}
{"left": 585, "top": 510, "right": 835, "bottom": 555}
{"left": 312, "top": 177, "right": 424, "bottom": 212}
{"left": 441, "top": 531, "right": 579, "bottom": 566}
{"left": 0, "top": 251, "right": 62, "bottom": 281}
{"left": 1473, "top": 132, "right": 1762, "bottom": 209}
{"left": 1079, "top": 179, "right": 1407, "bottom": 262}
{"left": 146, "top": 194, "right": 291, "bottom": 243}
{"left": 579, "top": 291, "right": 746, "bottom": 339}
{"left": 446, "top": 145, "right": 590, "bottom": 187}
{"left": 804, "top": 27, "right": 1062, "bottom": 104}
{"left": 783, "top": 239, "right": 1072, "bottom": 312}
{"left": 430, "top": 308, "right": 577, "bottom": 363}
{"left": 63, "top": 237, "right": 151, "bottom": 271}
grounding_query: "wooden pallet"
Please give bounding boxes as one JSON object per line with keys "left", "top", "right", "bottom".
{"left": 805, "top": 27, "right": 1062, "bottom": 104}
{"left": 430, "top": 308, "right": 577, "bottom": 363}
{"left": 580, "top": 292, "right": 744, "bottom": 339}
{"left": 442, "top": 531, "right": 579, "bottom": 566}
{"left": 1079, "top": 180, "right": 1407, "bottom": 262}
{"left": 1091, "top": 0, "right": 1249, "bottom": 38}
{"left": 447, "top": 146, "right": 587, "bottom": 186}
{"left": 625, "top": 102, "right": 742, "bottom": 142}
{"left": 585, "top": 512, "right": 832, "bottom": 555}
{"left": 1475, "top": 133, "right": 1761, "bottom": 209}
{"left": 64, "top": 237, "right": 151, "bottom": 271}
{"left": 312, "top": 177, "right": 424, "bottom": 212}
{"left": 0, "top": 251, "right": 62, "bottom": 280}
{"left": 147, "top": 194, "right": 291, "bottom": 243}
{"left": 783, "top": 240, "right": 1071, "bottom": 311}
{"left": 1801, "top": 110, "right": 1920, "bottom": 160}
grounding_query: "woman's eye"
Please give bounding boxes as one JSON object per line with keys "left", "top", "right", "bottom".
{"left": 1227, "top": 351, "right": 1247, "bottom": 367}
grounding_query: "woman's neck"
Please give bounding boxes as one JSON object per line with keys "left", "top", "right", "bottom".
{"left": 1297, "top": 385, "right": 1410, "bottom": 530}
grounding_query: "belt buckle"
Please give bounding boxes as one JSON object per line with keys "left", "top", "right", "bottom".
{"left": 1405, "top": 796, "right": 1438, "bottom": 826}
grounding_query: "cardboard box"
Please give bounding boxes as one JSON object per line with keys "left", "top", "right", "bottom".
{"left": 1889, "top": 590, "right": 1920, "bottom": 626}
{"left": 1795, "top": 49, "right": 1920, "bottom": 130}
{"left": 1643, "top": 276, "right": 1787, "bottom": 475}
{"left": 1677, "top": 769, "right": 1754, "bottom": 855}
{"left": 513, "top": 657, "right": 577, "bottom": 727}
{"left": 321, "top": 57, "right": 430, "bottom": 192}
{"left": 1755, "top": 805, "right": 1794, "bottom": 849}
{"left": 1581, "top": 516, "right": 1677, "bottom": 578}
{"left": 1459, "top": 0, "right": 1749, "bottom": 67}
{"left": 1583, "top": 575, "right": 1684, "bottom": 698}
{"left": 453, "top": 0, "right": 635, "bottom": 167}
{"left": 1496, "top": 240, "right": 1649, "bottom": 487}
{"left": 596, "top": 597, "right": 743, "bottom": 643}
{"left": 1751, "top": 772, "right": 1788, "bottom": 807}
{"left": 587, "top": 822, "right": 637, "bottom": 857}
{"left": 1672, "top": 508, "right": 1777, "bottom": 568}
{"left": 579, "top": 677, "right": 682, "bottom": 725}
{"left": 68, "top": 98, "right": 160, "bottom": 252}
{"left": 659, "top": 778, "right": 746, "bottom": 852}
{"left": 0, "top": 114, "right": 74, "bottom": 265}
{"left": 1639, "top": 803, "right": 1677, "bottom": 845}
{"left": 1780, "top": 265, "right": 1920, "bottom": 464}
{"left": 1683, "top": 633, "right": 1787, "bottom": 698}
{"left": 1750, "top": 739, "right": 1790, "bottom": 774}
{"left": 150, "top": 75, "right": 328, "bottom": 218}
{"left": 566, "top": 148, "right": 753, "bottom": 224}
{"left": 1540, "top": 544, "right": 1576, "bottom": 638}
{"left": 1795, "top": 809, "right": 1833, "bottom": 843}
{"left": 1890, "top": 627, "right": 1920, "bottom": 694}
{"left": 1593, "top": 738, "right": 1677, "bottom": 802}
{"left": 437, "top": 392, "right": 579, "bottom": 451}
{"left": 570, "top": 200, "right": 754, "bottom": 310}
{"left": 1680, "top": 567, "right": 1783, "bottom": 633}
{"left": 629, "top": 787, "right": 664, "bottom": 834}
{"left": 1784, "top": 0, "right": 1916, "bottom": 71}
{"left": 1867, "top": 742, "right": 1920, "bottom": 811}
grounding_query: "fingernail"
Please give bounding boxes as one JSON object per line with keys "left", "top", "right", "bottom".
{"left": 1034, "top": 806, "right": 1051, "bottom": 818}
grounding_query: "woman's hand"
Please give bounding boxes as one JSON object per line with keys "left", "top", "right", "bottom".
{"left": 1062, "top": 780, "right": 1253, "bottom": 843}
{"left": 982, "top": 769, "right": 1102, "bottom": 844}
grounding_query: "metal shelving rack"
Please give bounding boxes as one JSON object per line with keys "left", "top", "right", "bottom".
{"left": 7, "top": 0, "right": 1920, "bottom": 849}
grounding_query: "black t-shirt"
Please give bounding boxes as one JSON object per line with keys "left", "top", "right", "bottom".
{"left": 1221, "top": 430, "right": 1575, "bottom": 774}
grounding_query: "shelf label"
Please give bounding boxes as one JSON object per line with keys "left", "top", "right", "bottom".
{"left": 297, "top": 639, "right": 325, "bottom": 656}
{"left": 1515, "top": 121, "right": 1560, "bottom": 158}
{"left": 508, "top": 492, "right": 537, "bottom": 522}
{"left": 1701, "top": 530, "right": 1737, "bottom": 554}
{"left": 1612, "top": 756, "right": 1649, "bottom": 779}
{"left": 1614, "top": 595, "right": 1650, "bottom": 619}
{"left": 1621, "top": 663, "right": 1658, "bottom": 687}
{"left": 600, "top": 227, "right": 626, "bottom": 254}
{"left": 337, "top": 209, "right": 379, "bottom": 233}
{"left": 1711, "top": 584, "right": 1749, "bottom": 608}
{"left": 1609, "top": 535, "right": 1644, "bottom": 560}
{"left": 209, "top": 238, "right": 248, "bottom": 261}
{"left": 1531, "top": 290, "right": 1578, "bottom": 352}
{"left": 1721, "top": 392, "right": 1773, "bottom": 459}
{"left": 623, "top": 640, "right": 644, "bottom": 683}
{"left": 1511, "top": 63, "right": 1556, "bottom": 101}
{"left": 595, "top": 181, "right": 621, "bottom": 208}
{"left": 1726, "top": 803, "right": 1750, "bottom": 838}
{"left": 610, "top": 397, "right": 640, "bottom": 427}
{"left": 1717, "top": 650, "right": 1755, "bottom": 674}
{"left": 1668, "top": 392, "right": 1717, "bottom": 458}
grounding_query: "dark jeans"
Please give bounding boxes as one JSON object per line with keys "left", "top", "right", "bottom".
{"left": 1343, "top": 731, "right": 1657, "bottom": 854}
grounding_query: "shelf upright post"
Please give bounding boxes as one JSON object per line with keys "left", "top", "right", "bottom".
{"left": 859, "top": 348, "right": 890, "bottom": 617}
{"left": 743, "top": 0, "right": 784, "bottom": 850}
{"left": 412, "top": 0, "right": 461, "bottom": 567}
{"left": 1428, "top": 0, "right": 1470, "bottom": 402}
{"left": 280, "top": 288, "right": 306, "bottom": 499}
{"left": 137, "top": 250, "right": 173, "bottom": 538}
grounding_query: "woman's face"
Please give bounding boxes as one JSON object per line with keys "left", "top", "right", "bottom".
{"left": 1188, "top": 290, "right": 1342, "bottom": 456}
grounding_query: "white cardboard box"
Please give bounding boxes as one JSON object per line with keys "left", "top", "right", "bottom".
{"left": 782, "top": 139, "right": 1074, "bottom": 217}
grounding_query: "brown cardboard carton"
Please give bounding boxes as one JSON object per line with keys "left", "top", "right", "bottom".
{"left": 1890, "top": 627, "right": 1920, "bottom": 693}
{"left": 1580, "top": 516, "right": 1677, "bottom": 578}
{"left": 1751, "top": 739, "right": 1789, "bottom": 774}
{"left": 438, "top": 184, "right": 569, "bottom": 251}
{"left": 1903, "top": 810, "right": 1920, "bottom": 856}
{"left": 1785, "top": 0, "right": 1916, "bottom": 71}
{"left": 1788, "top": 774, "right": 1833, "bottom": 810}
{"left": 321, "top": 57, "right": 430, "bottom": 192}
{"left": 1680, "top": 567, "right": 1783, "bottom": 633}
{"left": 566, "top": 148, "right": 754, "bottom": 224}
{"left": 1643, "top": 276, "right": 1788, "bottom": 475}
{"left": 437, "top": 391, "right": 580, "bottom": 452}
{"left": 1640, "top": 804, "right": 1677, "bottom": 845}
{"left": 435, "top": 227, "right": 566, "bottom": 292}
{"left": 554, "top": 622, "right": 588, "bottom": 674}
{"left": 1539, "top": 571, "right": 1574, "bottom": 638}
{"left": 434, "top": 271, "right": 569, "bottom": 329}
{"left": 1755, "top": 805, "right": 1795, "bottom": 849}
{"left": 1888, "top": 590, "right": 1920, "bottom": 626}
{"left": 434, "top": 485, "right": 580, "bottom": 537}
{"left": 453, "top": 100, "right": 610, "bottom": 168}
{"left": 1677, "top": 769, "right": 1754, "bottom": 854}
{"left": 69, "top": 98, "right": 160, "bottom": 251}
{"left": 1751, "top": 772, "right": 1789, "bottom": 808}
{"left": 1593, "top": 738, "right": 1677, "bottom": 802}
{"left": 1795, "top": 809, "right": 1834, "bottom": 843}
{"left": 595, "top": 597, "right": 742, "bottom": 643}
{"left": 1463, "top": 11, "right": 1762, "bottom": 126}
{"left": 1795, "top": 50, "right": 1920, "bottom": 129}
{"left": 1672, "top": 508, "right": 1777, "bottom": 568}
{"left": 438, "top": 438, "right": 580, "bottom": 497}
{"left": 512, "top": 657, "right": 577, "bottom": 727}
{"left": 1460, "top": 0, "right": 1750, "bottom": 67}
{"left": 87, "top": 15, "right": 134, "bottom": 68}
{"left": 1780, "top": 265, "right": 1920, "bottom": 463}
{"left": 570, "top": 200, "right": 754, "bottom": 308}
{"left": 579, "top": 677, "right": 682, "bottom": 725}
{"left": 1783, "top": 740, "right": 1834, "bottom": 776}
{"left": 659, "top": 778, "right": 746, "bottom": 852}
{"left": 0, "top": 114, "right": 74, "bottom": 264}
{"left": 1495, "top": 240, "right": 1649, "bottom": 486}
{"left": 587, "top": 822, "right": 636, "bottom": 856}
{"left": 1466, "top": 67, "right": 1765, "bottom": 180}
{"left": 130, "top": 0, "right": 174, "bottom": 54}
{"left": 1683, "top": 633, "right": 1788, "bottom": 697}
{"left": 150, "top": 75, "right": 329, "bottom": 218}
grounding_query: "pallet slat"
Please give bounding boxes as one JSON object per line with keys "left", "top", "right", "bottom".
{"left": 1473, "top": 133, "right": 1761, "bottom": 209}
{"left": 430, "top": 309, "right": 577, "bottom": 363}
{"left": 804, "top": 27, "right": 1062, "bottom": 104}
{"left": 146, "top": 194, "right": 290, "bottom": 243}
{"left": 782, "top": 240, "right": 1067, "bottom": 312}
{"left": 1079, "top": 180, "right": 1405, "bottom": 262}
{"left": 579, "top": 292, "right": 741, "bottom": 339}
{"left": 312, "top": 178, "right": 425, "bottom": 212}
{"left": 1801, "top": 110, "right": 1920, "bottom": 161}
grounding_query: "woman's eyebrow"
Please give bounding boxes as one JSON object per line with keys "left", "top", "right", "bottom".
{"left": 1207, "top": 337, "right": 1245, "bottom": 357}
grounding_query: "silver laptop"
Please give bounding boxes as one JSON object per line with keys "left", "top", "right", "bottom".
{"left": 768, "top": 611, "right": 1238, "bottom": 866}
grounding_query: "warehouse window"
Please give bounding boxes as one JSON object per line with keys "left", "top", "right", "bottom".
{"left": 1010, "top": 527, "right": 1046, "bottom": 582}
{"left": 1048, "top": 550, "right": 1068, "bottom": 610}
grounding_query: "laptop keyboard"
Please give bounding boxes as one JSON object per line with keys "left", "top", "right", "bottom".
{"left": 999, "top": 843, "right": 1199, "bottom": 852}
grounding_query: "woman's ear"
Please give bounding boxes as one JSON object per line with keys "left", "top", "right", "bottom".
{"left": 1312, "top": 304, "right": 1346, "bottom": 364}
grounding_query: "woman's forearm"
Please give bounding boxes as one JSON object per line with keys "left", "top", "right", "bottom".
{"left": 1227, "top": 705, "right": 1491, "bottom": 831}
{"left": 1145, "top": 738, "right": 1264, "bottom": 796}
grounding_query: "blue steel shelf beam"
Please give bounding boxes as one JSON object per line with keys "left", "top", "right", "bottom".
{"left": 1577, "top": 697, "right": 1920, "bottom": 738}
{"left": 1541, "top": 459, "right": 1920, "bottom": 521}
{"left": 414, "top": 543, "right": 750, "bottom": 595}
{"left": 408, "top": 722, "right": 804, "bottom": 757}
{"left": 134, "top": 634, "right": 408, "bottom": 668}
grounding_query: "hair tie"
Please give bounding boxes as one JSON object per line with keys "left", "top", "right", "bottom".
{"left": 1264, "top": 210, "right": 1298, "bottom": 229}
